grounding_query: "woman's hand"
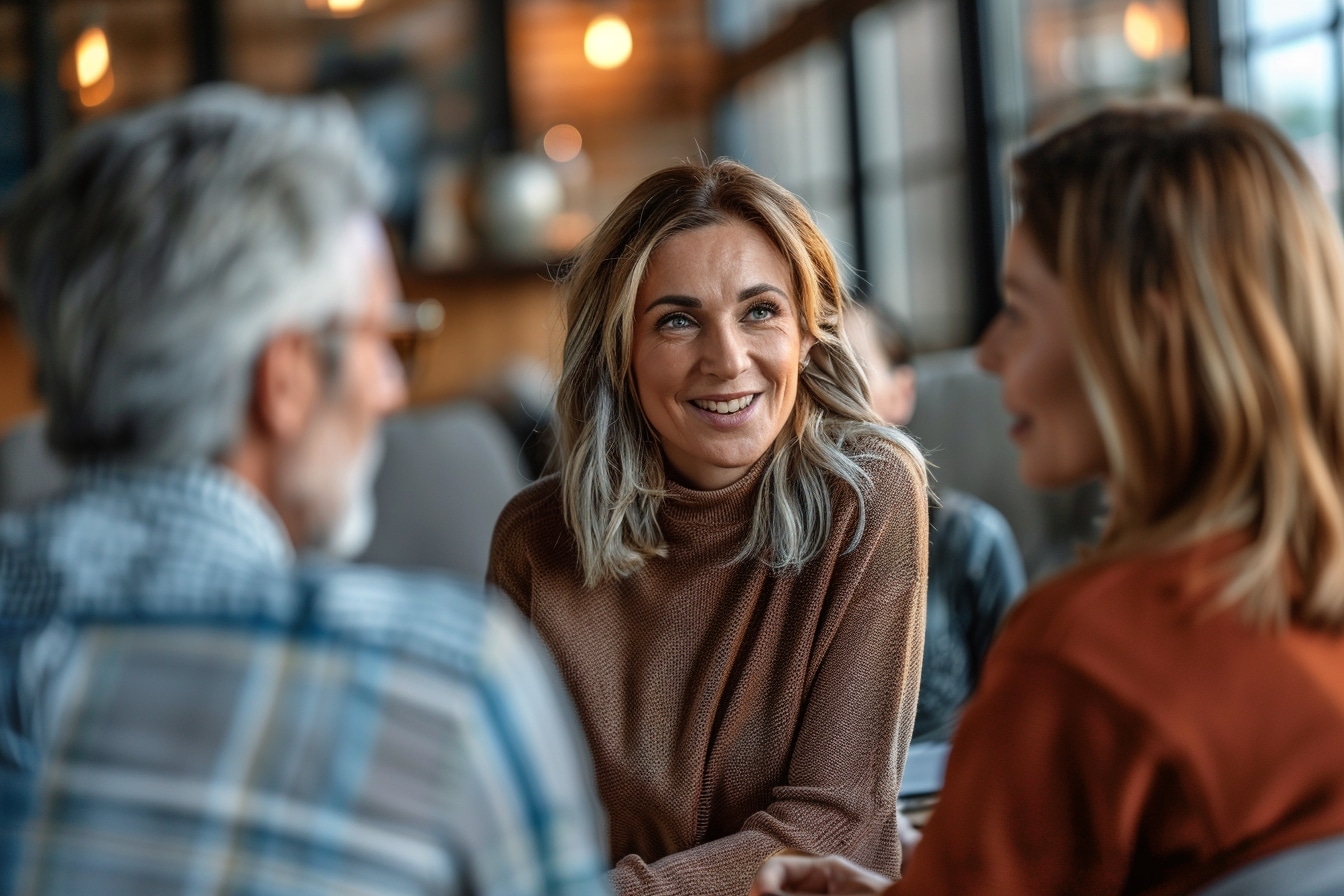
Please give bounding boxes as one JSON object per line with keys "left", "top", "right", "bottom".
{"left": 749, "top": 854, "right": 894, "bottom": 896}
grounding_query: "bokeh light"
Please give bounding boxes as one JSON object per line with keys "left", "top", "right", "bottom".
{"left": 1124, "top": 1, "right": 1187, "bottom": 61}
{"left": 543, "top": 124, "right": 583, "bottom": 163}
{"left": 584, "top": 14, "right": 632, "bottom": 70}
{"left": 75, "top": 27, "right": 109, "bottom": 89}
{"left": 80, "top": 69, "right": 114, "bottom": 108}
{"left": 1124, "top": 2, "right": 1162, "bottom": 61}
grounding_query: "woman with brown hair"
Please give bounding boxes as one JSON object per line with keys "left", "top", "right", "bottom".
{"left": 753, "top": 100, "right": 1344, "bottom": 896}
{"left": 487, "top": 159, "right": 928, "bottom": 894}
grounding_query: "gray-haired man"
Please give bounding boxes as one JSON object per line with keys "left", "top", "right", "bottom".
{"left": 0, "top": 86, "right": 609, "bottom": 895}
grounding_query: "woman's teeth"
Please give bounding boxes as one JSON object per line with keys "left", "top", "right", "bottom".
{"left": 693, "top": 394, "right": 756, "bottom": 415}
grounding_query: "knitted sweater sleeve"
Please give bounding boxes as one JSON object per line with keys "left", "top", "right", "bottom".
{"left": 610, "top": 446, "right": 929, "bottom": 896}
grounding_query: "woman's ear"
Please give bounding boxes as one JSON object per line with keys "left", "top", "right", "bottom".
{"left": 800, "top": 332, "right": 818, "bottom": 367}
{"left": 250, "top": 331, "right": 321, "bottom": 444}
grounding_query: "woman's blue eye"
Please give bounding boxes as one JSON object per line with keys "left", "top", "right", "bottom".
{"left": 747, "top": 303, "right": 777, "bottom": 321}
{"left": 660, "top": 313, "right": 694, "bottom": 330}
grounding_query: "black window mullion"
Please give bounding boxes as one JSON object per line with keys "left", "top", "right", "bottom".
{"left": 1238, "top": 0, "right": 1250, "bottom": 104}
{"left": 840, "top": 20, "right": 871, "bottom": 300}
{"left": 957, "top": 0, "right": 998, "bottom": 339}
{"left": 21, "top": 0, "right": 60, "bottom": 167}
{"left": 1187, "top": 0, "right": 1223, "bottom": 96}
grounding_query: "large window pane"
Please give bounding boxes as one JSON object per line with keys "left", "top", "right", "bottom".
{"left": 724, "top": 42, "right": 849, "bottom": 194}
{"left": 854, "top": 6, "right": 902, "bottom": 171}
{"left": 986, "top": 0, "right": 1189, "bottom": 126}
{"left": 799, "top": 42, "right": 849, "bottom": 187}
{"left": 723, "top": 37, "right": 856, "bottom": 289}
{"left": 982, "top": 0, "right": 1190, "bottom": 280}
{"left": 1219, "top": 0, "right": 1247, "bottom": 44}
{"left": 905, "top": 175, "right": 972, "bottom": 347}
{"left": 852, "top": 0, "right": 967, "bottom": 347}
{"left": 864, "top": 190, "right": 913, "bottom": 319}
{"left": 809, "top": 197, "right": 858, "bottom": 276}
{"left": 1250, "top": 34, "right": 1340, "bottom": 196}
{"left": 1245, "top": 0, "right": 1335, "bottom": 39}
{"left": 892, "top": 0, "right": 964, "bottom": 160}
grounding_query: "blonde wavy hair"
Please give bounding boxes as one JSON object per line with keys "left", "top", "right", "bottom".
{"left": 1014, "top": 101, "right": 1344, "bottom": 629}
{"left": 555, "top": 157, "right": 925, "bottom": 587}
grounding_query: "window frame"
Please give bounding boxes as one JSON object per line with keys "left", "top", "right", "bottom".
{"left": 1199, "top": 0, "right": 1344, "bottom": 217}
{"left": 711, "top": 0, "right": 1000, "bottom": 345}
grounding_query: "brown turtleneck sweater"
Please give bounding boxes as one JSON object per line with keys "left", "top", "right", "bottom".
{"left": 487, "top": 441, "right": 927, "bottom": 896}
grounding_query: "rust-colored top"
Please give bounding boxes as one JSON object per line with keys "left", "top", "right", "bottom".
{"left": 893, "top": 536, "right": 1344, "bottom": 896}
{"left": 488, "top": 442, "right": 928, "bottom": 896}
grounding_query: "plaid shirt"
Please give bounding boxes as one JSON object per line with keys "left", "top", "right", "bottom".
{"left": 0, "top": 464, "right": 610, "bottom": 896}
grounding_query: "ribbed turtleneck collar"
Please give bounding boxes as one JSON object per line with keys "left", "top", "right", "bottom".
{"left": 659, "top": 453, "right": 770, "bottom": 528}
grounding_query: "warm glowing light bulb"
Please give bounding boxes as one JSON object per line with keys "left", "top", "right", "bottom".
{"left": 585, "top": 14, "right": 632, "bottom": 70}
{"left": 544, "top": 124, "right": 583, "bottom": 163}
{"left": 1156, "top": 2, "right": 1189, "bottom": 54}
{"left": 328, "top": 0, "right": 366, "bottom": 13}
{"left": 75, "top": 27, "right": 110, "bottom": 89}
{"left": 1124, "top": 2, "right": 1163, "bottom": 61}
{"left": 80, "top": 69, "right": 114, "bottom": 108}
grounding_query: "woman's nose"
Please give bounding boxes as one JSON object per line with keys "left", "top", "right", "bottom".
{"left": 701, "top": 324, "right": 751, "bottom": 379}
{"left": 974, "top": 314, "right": 1004, "bottom": 375}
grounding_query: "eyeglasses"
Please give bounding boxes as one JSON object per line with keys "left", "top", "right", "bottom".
{"left": 316, "top": 298, "right": 444, "bottom": 384}
{"left": 384, "top": 299, "right": 445, "bottom": 378}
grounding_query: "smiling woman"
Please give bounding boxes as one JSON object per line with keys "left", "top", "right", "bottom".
{"left": 487, "top": 158, "right": 929, "bottom": 896}
{"left": 632, "top": 220, "right": 814, "bottom": 491}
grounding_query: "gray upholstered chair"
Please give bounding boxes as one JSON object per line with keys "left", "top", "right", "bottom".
{"left": 357, "top": 400, "right": 528, "bottom": 582}
{"left": 1191, "top": 834, "right": 1344, "bottom": 896}
{"left": 906, "top": 347, "right": 1104, "bottom": 581}
{"left": 0, "top": 415, "right": 69, "bottom": 511}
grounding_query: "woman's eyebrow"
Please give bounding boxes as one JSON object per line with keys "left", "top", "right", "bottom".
{"left": 738, "top": 283, "right": 788, "bottom": 302}
{"left": 645, "top": 295, "right": 701, "bottom": 312}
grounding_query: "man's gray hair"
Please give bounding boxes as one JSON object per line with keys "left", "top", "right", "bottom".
{"left": 4, "top": 84, "right": 389, "bottom": 464}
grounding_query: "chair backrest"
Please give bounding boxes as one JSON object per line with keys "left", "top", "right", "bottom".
{"left": 0, "top": 415, "right": 69, "bottom": 511}
{"left": 1192, "top": 834, "right": 1344, "bottom": 896}
{"left": 906, "top": 347, "right": 1104, "bottom": 581}
{"left": 357, "top": 400, "right": 528, "bottom": 581}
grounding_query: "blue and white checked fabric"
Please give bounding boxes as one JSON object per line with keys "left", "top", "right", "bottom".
{"left": 0, "top": 464, "right": 610, "bottom": 896}
{"left": 914, "top": 488, "right": 1027, "bottom": 744}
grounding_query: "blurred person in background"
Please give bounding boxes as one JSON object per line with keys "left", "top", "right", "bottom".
{"left": 0, "top": 86, "right": 608, "bottom": 896}
{"left": 753, "top": 101, "right": 1344, "bottom": 896}
{"left": 845, "top": 303, "right": 1026, "bottom": 745}
{"left": 488, "top": 158, "right": 928, "bottom": 896}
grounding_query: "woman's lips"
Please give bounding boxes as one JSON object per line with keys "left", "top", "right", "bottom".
{"left": 688, "top": 392, "right": 761, "bottom": 428}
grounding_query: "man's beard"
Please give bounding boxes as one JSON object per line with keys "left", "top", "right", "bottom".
{"left": 317, "top": 428, "right": 382, "bottom": 559}
{"left": 278, "top": 411, "right": 385, "bottom": 560}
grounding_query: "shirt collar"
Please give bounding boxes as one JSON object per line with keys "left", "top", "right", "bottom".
{"left": 68, "top": 462, "right": 295, "bottom": 567}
